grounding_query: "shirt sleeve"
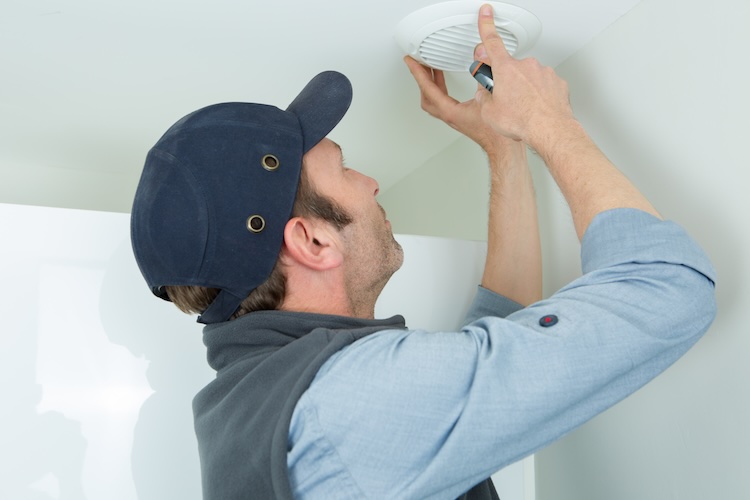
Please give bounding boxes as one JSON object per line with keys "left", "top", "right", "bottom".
{"left": 463, "top": 286, "right": 525, "bottom": 324}
{"left": 288, "top": 208, "right": 717, "bottom": 499}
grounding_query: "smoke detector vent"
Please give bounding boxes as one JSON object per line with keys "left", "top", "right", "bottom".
{"left": 396, "top": 1, "right": 542, "bottom": 72}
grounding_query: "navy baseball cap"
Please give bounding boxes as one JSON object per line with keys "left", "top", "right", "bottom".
{"left": 130, "top": 71, "right": 353, "bottom": 324}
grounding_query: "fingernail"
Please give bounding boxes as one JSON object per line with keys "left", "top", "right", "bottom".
{"left": 480, "top": 4, "right": 493, "bottom": 16}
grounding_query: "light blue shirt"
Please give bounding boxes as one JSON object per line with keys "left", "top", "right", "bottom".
{"left": 287, "top": 209, "right": 717, "bottom": 499}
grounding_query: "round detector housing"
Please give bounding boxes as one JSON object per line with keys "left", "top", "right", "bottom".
{"left": 396, "top": 1, "right": 542, "bottom": 72}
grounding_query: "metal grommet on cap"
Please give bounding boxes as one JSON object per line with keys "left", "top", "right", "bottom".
{"left": 247, "top": 215, "right": 266, "bottom": 233}
{"left": 261, "top": 154, "right": 280, "bottom": 171}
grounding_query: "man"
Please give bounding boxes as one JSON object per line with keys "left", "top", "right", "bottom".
{"left": 130, "top": 4, "right": 716, "bottom": 499}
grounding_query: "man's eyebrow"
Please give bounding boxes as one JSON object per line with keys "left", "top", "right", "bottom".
{"left": 332, "top": 141, "right": 345, "bottom": 165}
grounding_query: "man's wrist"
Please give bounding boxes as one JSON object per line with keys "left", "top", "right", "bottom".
{"left": 525, "top": 114, "right": 585, "bottom": 159}
{"left": 485, "top": 138, "right": 526, "bottom": 171}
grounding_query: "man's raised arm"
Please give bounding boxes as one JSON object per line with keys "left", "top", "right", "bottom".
{"left": 473, "top": 4, "right": 661, "bottom": 240}
{"left": 404, "top": 57, "right": 542, "bottom": 306}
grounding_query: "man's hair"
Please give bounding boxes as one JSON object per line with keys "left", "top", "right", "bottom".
{"left": 164, "top": 164, "right": 353, "bottom": 320}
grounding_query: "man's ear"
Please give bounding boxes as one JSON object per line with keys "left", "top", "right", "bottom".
{"left": 282, "top": 217, "right": 343, "bottom": 271}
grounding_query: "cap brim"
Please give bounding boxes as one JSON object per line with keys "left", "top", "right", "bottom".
{"left": 286, "top": 71, "right": 353, "bottom": 153}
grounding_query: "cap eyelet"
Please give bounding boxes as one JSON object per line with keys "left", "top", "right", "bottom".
{"left": 247, "top": 215, "right": 266, "bottom": 233}
{"left": 261, "top": 154, "right": 279, "bottom": 171}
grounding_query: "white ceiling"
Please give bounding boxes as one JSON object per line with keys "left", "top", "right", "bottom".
{"left": 0, "top": 0, "right": 641, "bottom": 211}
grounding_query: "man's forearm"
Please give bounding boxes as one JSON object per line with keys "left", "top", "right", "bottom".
{"left": 481, "top": 142, "right": 542, "bottom": 306}
{"left": 528, "top": 116, "right": 661, "bottom": 240}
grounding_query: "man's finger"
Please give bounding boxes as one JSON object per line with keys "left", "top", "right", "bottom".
{"left": 474, "top": 43, "right": 490, "bottom": 65}
{"left": 433, "top": 68, "right": 448, "bottom": 93}
{"left": 475, "top": 87, "right": 489, "bottom": 107}
{"left": 477, "top": 4, "right": 510, "bottom": 62}
{"left": 403, "top": 56, "right": 458, "bottom": 108}
{"left": 404, "top": 56, "right": 434, "bottom": 92}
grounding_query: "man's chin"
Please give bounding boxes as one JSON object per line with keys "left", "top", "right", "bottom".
{"left": 393, "top": 244, "right": 405, "bottom": 271}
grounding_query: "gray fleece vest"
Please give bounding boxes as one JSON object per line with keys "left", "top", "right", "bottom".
{"left": 193, "top": 310, "right": 499, "bottom": 499}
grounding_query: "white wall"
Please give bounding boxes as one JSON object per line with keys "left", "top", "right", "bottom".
{"left": 378, "top": 135, "right": 491, "bottom": 241}
{"left": 0, "top": 204, "right": 211, "bottom": 499}
{"left": 382, "top": 0, "right": 748, "bottom": 497}
{"left": 0, "top": 153, "right": 141, "bottom": 213}
{"left": 533, "top": 0, "right": 749, "bottom": 498}
{"left": 379, "top": 134, "right": 552, "bottom": 243}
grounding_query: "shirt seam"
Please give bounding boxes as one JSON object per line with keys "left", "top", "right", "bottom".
{"left": 294, "top": 398, "right": 370, "bottom": 499}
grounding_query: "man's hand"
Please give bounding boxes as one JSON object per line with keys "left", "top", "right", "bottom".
{"left": 472, "top": 4, "right": 574, "bottom": 145}
{"left": 403, "top": 55, "right": 512, "bottom": 159}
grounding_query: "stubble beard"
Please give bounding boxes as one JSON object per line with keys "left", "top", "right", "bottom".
{"left": 344, "top": 211, "right": 404, "bottom": 318}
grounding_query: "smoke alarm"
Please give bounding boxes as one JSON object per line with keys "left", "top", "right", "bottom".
{"left": 396, "top": 1, "right": 542, "bottom": 72}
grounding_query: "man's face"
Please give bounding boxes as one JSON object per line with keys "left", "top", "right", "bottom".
{"left": 303, "top": 138, "right": 404, "bottom": 307}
